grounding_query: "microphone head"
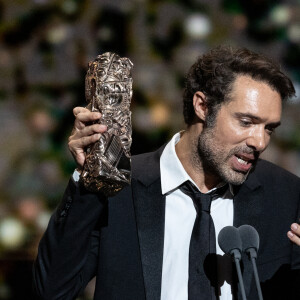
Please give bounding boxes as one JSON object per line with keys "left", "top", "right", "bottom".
{"left": 218, "top": 226, "right": 242, "bottom": 254}
{"left": 238, "top": 225, "right": 260, "bottom": 252}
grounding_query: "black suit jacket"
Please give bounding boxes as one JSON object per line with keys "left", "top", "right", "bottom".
{"left": 33, "top": 146, "right": 300, "bottom": 300}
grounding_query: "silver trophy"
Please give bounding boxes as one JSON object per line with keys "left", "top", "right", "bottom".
{"left": 80, "top": 52, "right": 133, "bottom": 196}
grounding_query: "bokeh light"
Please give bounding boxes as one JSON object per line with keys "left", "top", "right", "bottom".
{"left": 0, "top": 218, "right": 26, "bottom": 250}
{"left": 184, "top": 13, "right": 212, "bottom": 40}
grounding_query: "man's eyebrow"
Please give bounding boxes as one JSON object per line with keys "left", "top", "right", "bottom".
{"left": 234, "top": 112, "right": 281, "bottom": 127}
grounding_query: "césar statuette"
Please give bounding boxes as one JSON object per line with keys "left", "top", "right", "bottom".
{"left": 80, "top": 52, "right": 133, "bottom": 196}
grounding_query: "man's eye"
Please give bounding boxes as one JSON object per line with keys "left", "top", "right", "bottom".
{"left": 266, "top": 127, "right": 276, "bottom": 135}
{"left": 240, "top": 119, "right": 252, "bottom": 127}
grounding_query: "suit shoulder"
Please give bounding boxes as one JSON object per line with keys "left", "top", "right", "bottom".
{"left": 131, "top": 144, "right": 166, "bottom": 181}
{"left": 132, "top": 149, "right": 160, "bottom": 165}
{"left": 254, "top": 159, "right": 300, "bottom": 185}
{"left": 132, "top": 150, "right": 159, "bottom": 164}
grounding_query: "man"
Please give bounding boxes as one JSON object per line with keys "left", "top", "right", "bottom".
{"left": 33, "top": 46, "right": 300, "bottom": 300}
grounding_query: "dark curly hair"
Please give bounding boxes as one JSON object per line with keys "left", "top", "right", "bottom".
{"left": 183, "top": 45, "right": 296, "bottom": 126}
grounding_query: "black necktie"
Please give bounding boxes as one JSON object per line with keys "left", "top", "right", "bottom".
{"left": 180, "top": 181, "right": 228, "bottom": 300}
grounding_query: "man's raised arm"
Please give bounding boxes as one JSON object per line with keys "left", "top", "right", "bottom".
{"left": 33, "top": 107, "right": 107, "bottom": 299}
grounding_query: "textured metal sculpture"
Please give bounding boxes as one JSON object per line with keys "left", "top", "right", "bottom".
{"left": 80, "top": 52, "right": 133, "bottom": 196}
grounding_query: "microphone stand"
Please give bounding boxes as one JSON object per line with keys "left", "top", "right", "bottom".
{"left": 247, "top": 248, "right": 263, "bottom": 300}
{"left": 231, "top": 249, "right": 247, "bottom": 300}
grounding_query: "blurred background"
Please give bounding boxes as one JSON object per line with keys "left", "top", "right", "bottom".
{"left": 0, "top": 0, "right": 299, "bottom": 299}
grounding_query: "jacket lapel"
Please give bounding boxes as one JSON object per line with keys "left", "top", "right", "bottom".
{"left": 233, "top": 172, "right": 264, "bottom": 299}
{"left": 132, "top": 146, "right": 166, "bottom": 300}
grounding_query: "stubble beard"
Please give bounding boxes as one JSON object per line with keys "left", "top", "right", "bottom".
{"left": 195, "top": 127, "right": 255, "bottom": 186}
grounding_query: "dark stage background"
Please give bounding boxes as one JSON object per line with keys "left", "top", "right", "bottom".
{"left": 0, "top": 0, "right": 299, "bottom": 299}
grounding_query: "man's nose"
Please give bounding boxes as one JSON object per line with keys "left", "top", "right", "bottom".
{"left": 246, "top": 126, "right": 268, "bottom": 152}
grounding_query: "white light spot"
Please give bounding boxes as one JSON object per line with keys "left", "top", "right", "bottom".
{"left": 287, "top": 24, "right": 300, "bottom": 43}
{"left": 0, "top": 218, "right": 26, "bottom": 249}
{"left": 270, "top": 5, "right": 291, "bottom": 26}
{"left": 184, "top": 14, "right": 212, "bottom": 40}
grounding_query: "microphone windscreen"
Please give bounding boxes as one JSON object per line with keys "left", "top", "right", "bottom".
{"left": 238, "top": 225, "right": 260, "bottom": 252}
{"left": 218, "top": 226, "right": 242, "bottom": 254}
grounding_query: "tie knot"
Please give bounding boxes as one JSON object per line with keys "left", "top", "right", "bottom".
{"left": 179, "top": 181, "right": 228, "bottom": 213}
{"left": 194, "top": 192, "right": 212, "bottom": 212}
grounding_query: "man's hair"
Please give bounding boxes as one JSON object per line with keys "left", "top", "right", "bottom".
{"left": 183, "top": 45, "right": 296, "bottom": 126}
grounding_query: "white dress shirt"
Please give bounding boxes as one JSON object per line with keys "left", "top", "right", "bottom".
{"left": 160, "top": 132, "right": 234, "bottom": 300}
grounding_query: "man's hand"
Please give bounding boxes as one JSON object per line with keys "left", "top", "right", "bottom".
{"left": 68, "top": 107, "right": 107, "bottom": 170}
{"left": 287, "top": 223, "right": 300, "bottom": 246}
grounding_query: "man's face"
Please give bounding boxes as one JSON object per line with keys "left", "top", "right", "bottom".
{"left": 197, "top": 75, "right": 282, "bottom": 185}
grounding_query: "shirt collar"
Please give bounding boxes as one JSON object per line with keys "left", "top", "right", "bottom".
{"left": 160, "top": 132, "right": 234, "bottom": 196}
{"left": 160, "top": 132, "right": 191, "bottom": 195}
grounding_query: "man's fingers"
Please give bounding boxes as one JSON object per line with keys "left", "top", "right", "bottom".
{"left": 291, "top": 223, "right": 300, "bottom": 235}
{"left": 69, "top": 134, "right": 101, "bottom": 156}
{"left": 69, "top": 127, "right": 104, "bottom": 150}
{"left": 72, "top": 123, "right": 107, "bottom": 138}
{"left": 287, "top": 223, "right": 300, "bottom": 246}
{"left": 73, "top": 111, "right": 101, "bottom": 130}
{"left": 73, "top": 106, "right": 90, "bottom": 116}
{"left": 73, "top": 107, "right": 101, "bottom": 122}
{"left": 69, "top": 107, "right": 105, "bottom": 168}
{"left": 72, "top": 107, "right": 102, "bottom": 132}
{"left": 77, "top": 111, "right": 101, "bottom": 123}
{"left": 68, "top": 133, "right": 101, "bottom": 168}
{"left": 287, "top": 231, "right": 300, "bottom": 246}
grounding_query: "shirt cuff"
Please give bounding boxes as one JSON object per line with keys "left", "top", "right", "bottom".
{"left": 72, "top": 169, "right": 81, "bottom": 183}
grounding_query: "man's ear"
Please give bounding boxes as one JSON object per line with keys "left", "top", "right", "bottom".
{"left": 193, "top": 91, "right": 207, "bottom": 122}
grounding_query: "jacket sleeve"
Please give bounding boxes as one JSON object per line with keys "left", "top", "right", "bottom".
{"left": 33, "top": 178, "right": 106, "bottom": 300}
{"left": 291, "top": 190, "right": 300, "bottom": 299}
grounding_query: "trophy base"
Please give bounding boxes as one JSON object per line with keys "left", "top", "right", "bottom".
{"left": 80, "top": 175, "right": 128, "bottom": 197}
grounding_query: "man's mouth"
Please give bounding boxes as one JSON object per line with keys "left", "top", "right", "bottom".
{"left": 232, "top": 153, "right": 255, "bottom": 173}
{"left": 236, "top": 157, "right": 249, "bottom": 165}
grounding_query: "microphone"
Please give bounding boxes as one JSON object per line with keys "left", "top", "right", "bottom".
{"left": 218, "top": 226, "right": 247, "bottom": 300}
{"left": 238, "top": 225, "right": 263, "bottom": 300}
